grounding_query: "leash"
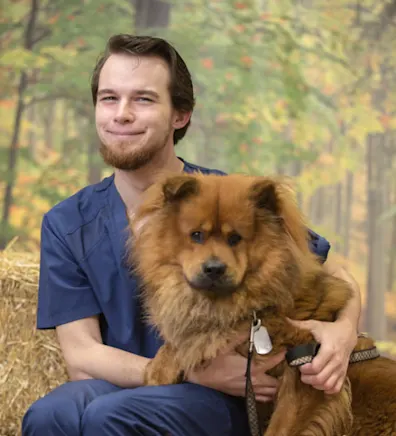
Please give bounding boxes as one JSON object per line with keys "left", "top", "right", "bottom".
{"left": 245, "top": 319, "right": 380, "bottom": 436}
{"left": 245, "top": 311, "right": 274, "bottom": 436}
{"left": 285, "top": 338, "right": 380, "bottom": 367}
{"left": 245, "top": 345, "right": 262, "bottom": 436}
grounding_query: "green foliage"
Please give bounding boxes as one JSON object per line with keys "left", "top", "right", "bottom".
{"left": 0, "top": 0, "right": 395, "bottom": 249}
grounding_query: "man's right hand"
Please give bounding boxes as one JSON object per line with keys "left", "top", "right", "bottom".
{"left": 187, "top": 337, "right": 285, "bottom": 403}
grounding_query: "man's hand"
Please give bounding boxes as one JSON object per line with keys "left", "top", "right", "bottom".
{"left": 187, "top": 336, "right": 285, "bottom": 403}
{"left": 288, "top": 318, "right": 357, "bottom": 394}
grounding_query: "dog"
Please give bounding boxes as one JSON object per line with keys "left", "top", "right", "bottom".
{"left": 129, "top": 172, "right": 396, "bottom": 436}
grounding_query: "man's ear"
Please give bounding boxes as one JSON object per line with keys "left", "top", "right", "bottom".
{"left": 172, "top": 111, "right": 192, "bottom": 130}
{"left": 250, "top": 179, "right": 279, "bottom": 215}
{"left": 162, "top": 174, "right": 199, "bottom": 203}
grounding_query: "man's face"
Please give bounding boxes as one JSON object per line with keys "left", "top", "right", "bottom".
{"left": 95, "top": 53, "right": 184, "bottom": 171}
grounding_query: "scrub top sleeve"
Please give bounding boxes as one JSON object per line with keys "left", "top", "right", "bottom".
{"left": 37, "top": 214, "right": 101, "bottom": 329}
{"left": 308, "top": 228, "right": 331, "bottom": 263}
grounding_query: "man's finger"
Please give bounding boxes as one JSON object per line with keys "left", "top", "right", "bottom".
{"left": 299, "top": 346, "right": 334, "bottom": 375}
{"left": 324, "top": 375, "right": 346, "bottom": 395}
{"left": 255, "top": 395, "right": 275, "bottom": 403}
{"left": 251, "top": 374, "right": 279, "bottom": 389}
{"left": 287, "top": 318, "right": 319, "bottom": 333}
{"left": 253, "top": 350, "right": 286, "bottom": 374}
{"left": 312, "top": 372, "right": 339, "bottom": 392}
{"left": 254, "top": 385, "right": 278, "bottom": 397}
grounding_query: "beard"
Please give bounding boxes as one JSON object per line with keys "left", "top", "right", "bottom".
{"left": 99, "top": 127, "right": 172, "bottom": 171}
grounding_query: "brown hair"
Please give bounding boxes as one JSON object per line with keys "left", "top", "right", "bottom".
{"left": 91, "top": 34, "right": 195, "bottom": 145}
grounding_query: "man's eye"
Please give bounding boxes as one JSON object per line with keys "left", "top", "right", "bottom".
{"left": 136, "top": 97, "right": 153, "bottom": 103}
{"left": 101, "top": 96, "right": 117, "bottom": 101}
{"left": 190, "top": 231, "right": 205, "bottom": 244}
{"left": 227, "top": 232, "right": 242, "bottom": 247}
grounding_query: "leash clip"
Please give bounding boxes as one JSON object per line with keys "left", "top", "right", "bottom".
{"left": 249, "top": 311, "right": 261, "bottom": 353}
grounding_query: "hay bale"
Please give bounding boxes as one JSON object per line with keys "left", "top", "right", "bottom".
{"left": 0, "top": 250, "right": 68, "bottom": 436}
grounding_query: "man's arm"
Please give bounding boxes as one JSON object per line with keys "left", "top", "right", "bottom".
{"left": 323, "top": 256, "right": 361, "bottom": 331}
{"left": 289, "top": 255, "right": 361, "bottom": 394}
{"left": 56, "top": 316, "right": 150, "bottom": 388}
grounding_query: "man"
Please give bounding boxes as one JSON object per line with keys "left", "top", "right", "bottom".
{"left": 22, "top": 34, "right": 360, "bottom": 436}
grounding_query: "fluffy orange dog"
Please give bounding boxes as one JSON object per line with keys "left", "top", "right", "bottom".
{"left": 129, "top": 173, "right": 396, "bottom": 436}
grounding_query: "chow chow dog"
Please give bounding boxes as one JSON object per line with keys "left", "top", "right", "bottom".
{"left": 129, "top": 173, "right": 396, "bottom": 436}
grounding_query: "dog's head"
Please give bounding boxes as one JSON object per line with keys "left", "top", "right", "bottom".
{"left": 130, "top": 173, "right": 318, "bottom": 326}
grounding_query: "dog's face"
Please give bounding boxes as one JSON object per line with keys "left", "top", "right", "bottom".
{"left": 161, "top": 175, "right": 281, "bottom": 297}
{"left": 130, "top": 173, "right": 314, "bottom": 327}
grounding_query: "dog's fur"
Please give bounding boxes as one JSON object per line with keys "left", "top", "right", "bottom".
{"left": 129, "top": 173, "right": 396, "bottom": 436}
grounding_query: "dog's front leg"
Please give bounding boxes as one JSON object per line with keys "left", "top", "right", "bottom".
{"left": 144, "top": 343, "right": 184, "bottom": 386}
{"left": 262, "top": 364, "right": 300, "bottom": 436}
{"left": 263, "top": 364, "right": 352, "bottom": 436}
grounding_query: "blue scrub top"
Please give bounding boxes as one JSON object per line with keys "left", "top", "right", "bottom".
{"left": 37, "top": 159, "right": 330, "bottom": 358}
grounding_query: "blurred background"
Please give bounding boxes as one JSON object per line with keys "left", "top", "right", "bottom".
{"left": 1, "top": 0, "right": 395, "bottom": 344}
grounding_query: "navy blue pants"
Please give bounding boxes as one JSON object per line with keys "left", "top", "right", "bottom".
{"left": 22, "top": 380, "right": 250, "bottom": 435}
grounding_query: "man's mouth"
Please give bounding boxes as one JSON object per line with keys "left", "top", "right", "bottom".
{"left": 107, "top": 131, "right": 144, "bottom": 136}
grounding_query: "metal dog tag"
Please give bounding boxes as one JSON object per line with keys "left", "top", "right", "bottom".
{"left": 253, "top": 326, "right": 273, "bottom": 355}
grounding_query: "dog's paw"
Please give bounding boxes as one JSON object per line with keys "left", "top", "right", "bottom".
{"left": 143, "top": 361, "right": 162, "bottom": 386}
{"left": 144, "top": 360, "right": 183, "bottom": 386}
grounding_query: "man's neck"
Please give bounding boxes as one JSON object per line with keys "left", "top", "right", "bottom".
{"left": 114, "top": 150, "right": 184, "bottom": 214}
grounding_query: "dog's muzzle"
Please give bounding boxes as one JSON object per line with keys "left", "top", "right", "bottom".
{"left": 187, "top": 258, "right": 237, "bottom": 296}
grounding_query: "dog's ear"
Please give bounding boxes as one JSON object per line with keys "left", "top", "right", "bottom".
{"left": 162, "top": 175, "right": 199, "bottom": 203}
{"left": 251, "top": 177, "right": 314, "bottom": 257}
{"left": 250, "top": 179, "right": 279, "bottom": 215}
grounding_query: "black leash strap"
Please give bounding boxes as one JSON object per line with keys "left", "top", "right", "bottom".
{"left": 245, "top": 321, "right": 262, "bottom": 436}
{"left": 286, "top": 341, "right": 380, "bottom": 367}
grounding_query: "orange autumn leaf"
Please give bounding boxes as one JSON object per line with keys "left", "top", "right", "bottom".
{"left": 379, "top": 114, "right": 391, "bottom": 129}
{"left": 235, "top": 2, "right": 247, "bottom": 9}
{"left": 48, "top": 13, "right": 60, "bottom": 24}
{"left": 260, "top": 12, "right": 271, "bottom": 20}
{"left": 234, "top": 24, "right": 245, "bottom": 33}
{"left": 275, "top": 99, "right": 287, "bottom": 110}
{"left": 241, "top": 55, "right": 253, "bottom": 67}
{"left": 0, "top": 99, "right": 14, "bottom": 109}
{"left": 323, "top": 84, "right": 335, "bottom": 95}
{"left": 239, "top": 143, "right": 249, "bottom": 153}
{"left": 215, "top": 113, "right": 228, "bottom": 125}
{"left": 201, "top": 58, "right": 214, "bottom": 69}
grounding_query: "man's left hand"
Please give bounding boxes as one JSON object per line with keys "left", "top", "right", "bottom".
{"left": 287, "top": 318, "right": 357, "bottom": 394}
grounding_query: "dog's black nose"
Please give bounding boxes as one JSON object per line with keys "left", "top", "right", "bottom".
{"left": 202, "top": 258, "right": 227, "bottom": 279}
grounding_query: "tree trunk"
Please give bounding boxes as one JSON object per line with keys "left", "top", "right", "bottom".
{"left": 87, "top": 137, "right": 102, "bottom": 184}
{"left": 365, "top": 133, "right": 387, "bottom": 340}
{"left": 289, "top": 160, "right": 303, "bottom": 208}
{"left": 62, "top": 102, "right": 69, "bottom": 155}
{"left": 343, "top": 170, "right": 354, "bottom": 259}
{"left": 27, "top": 104, "right": 37, "bottom": 161}
{"left": 388, "top": 211, "right": 396, "bottom": 292}
{"left": 334, "top": 182, "right": 342, "bottom": 253}
{"left": 44, "top": 100, "right": 56, "bottom": 150}
{"left": 0, "top": 0, "right": 39, "bottom": 249}
{"left": 134, "top": 0, "right": 171, "bottom": 29}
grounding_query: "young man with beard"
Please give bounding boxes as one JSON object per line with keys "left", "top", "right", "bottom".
{"left": 22, "top": 34, "right": 361, "bottom": 436}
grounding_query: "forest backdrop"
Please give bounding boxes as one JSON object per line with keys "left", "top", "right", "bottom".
{"left": 1, "top": 0, "right": 396, "bottom": 346}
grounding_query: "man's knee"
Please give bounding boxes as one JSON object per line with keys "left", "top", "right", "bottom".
{"left": 82, "top": 394, "right": 131, "bottom": 435}
{"left": 22, "top": 392, "right": 78, "bottom": 436}
{"left": 82, "top": 383, "right": 249, "bottom": 436}
{"left": 82, "top": 387, "right": 180, "bottom": 435}
{"left": 22, "top": 379, "right": 118, "bottom": 436}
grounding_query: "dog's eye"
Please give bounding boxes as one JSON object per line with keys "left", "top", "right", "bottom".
{"left": 227, "top": 232, "right": 242, "bottom": 247}
{"left": 191, "top": 231, "right": 205, "bottom": 244}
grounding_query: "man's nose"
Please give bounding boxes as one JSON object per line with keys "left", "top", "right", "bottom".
{"left": 114, "top": 101, "right": 134, "bottom": 124}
